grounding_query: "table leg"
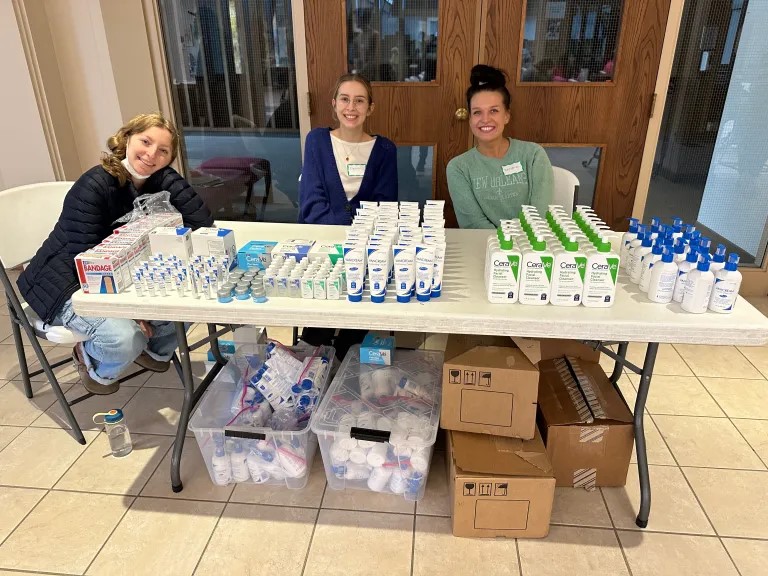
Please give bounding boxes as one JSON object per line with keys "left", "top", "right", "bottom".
{"left": 609, "top": 341, "right": 629, "bottom": 384}
{"left": 171, "top": 321, "right": 194, "bottom": 493}
{"left": 634, "top": 342, "right": 659, "bottom": 528}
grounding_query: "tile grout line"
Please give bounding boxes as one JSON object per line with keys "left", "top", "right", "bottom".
{"left": 514, "top": 538, "right": 523, "bottom": 576}
{"left": 132, "top": 436, "right": 177, "bottom": 496}
{"left": 190, "top": 500, "right": 228, "bottom": 575}
{"left": 733, "top": 344, "right": 768, "bottom": 380}
{"left": 611, "top": 528, "right": 635, "bottom": 576}
{"left": 299, "top": 483, "right": 326, "bottom": 576}
{"left": 409, "top": 513, "right": 416, "bottom": 576}
{"left": 717, "top": 536, "right": 744, "bottom": 576}
{"left": 81, "top": 495, "right": 137, "bottom": 575}
{"left": 0, "top": 487, "right": 51, "bottom": 551}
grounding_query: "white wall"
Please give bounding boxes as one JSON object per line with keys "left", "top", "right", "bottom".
{"left": 43, "top": 0, "right": 122, "bottom": 172}
{"left": 0, "top": 2, "right": 55, "bottom": 189}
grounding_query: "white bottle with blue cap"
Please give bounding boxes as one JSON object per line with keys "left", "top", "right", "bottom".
{"left": 211, "top": 438, "right": 232, "bottom": 485}
{"left": 639, "top": 241, "right": 664, "bottom": 292}
{"left": 629, "top": 232, "right": 653, "bottom": 284}
{"left": 230, "top": 441, "right": 251, "bottom": 482}
{"left": 92, "top": 409, "right": 133, "bottom": 457}
{"left": 709, "top": 253, "right": 742, "bottom": 313}
{"left": 682, "top": 253, "right": 715, "bottom": 313}
{"left": 671, "top": 217, "right": 685, "bottom": 240}
{"left": 647, "top": 248, "right": 678, "bottom": 303}
{"left": 673, "top": 238, "right": 687, "bottom": 264}
{"left": 709, "top": 244, "right": 727, "bottom": 273}
{"left": 673, "top": 248, "right": 699, "bottom": 303}
{"left": 620, "top": 218, "right": 640, "bottom": 267}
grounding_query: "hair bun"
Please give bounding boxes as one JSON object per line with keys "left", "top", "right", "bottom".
{"left": 470, "top": 64, "right": 507, "bottom": 88}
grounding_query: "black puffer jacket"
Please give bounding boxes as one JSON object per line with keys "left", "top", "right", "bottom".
{"left": 18, "top": 165, "right": 214, "bottom": 323}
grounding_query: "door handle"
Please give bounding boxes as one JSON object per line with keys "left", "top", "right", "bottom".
{"left": 455, "top": 107, "right": 468, "bottom": 121}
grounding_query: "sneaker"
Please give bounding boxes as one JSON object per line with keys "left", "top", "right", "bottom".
{"left": 134, "top": 351, "right": 170, "bottom": 373}
{"left": 72, "top": 344, "right": 120, "bottom": 395}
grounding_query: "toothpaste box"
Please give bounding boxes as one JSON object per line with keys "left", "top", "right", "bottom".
{"left": 360, "top": 332, "right": 396, "bottom": 365}
{"left": 191, "top": 227, "right": 237, "bottom": 265}
{"left": 75, "top": 252, "right": 129, "bottom": 294}
{"left": 148, "top": 227, "right": 192, "bottom": 261}
{"left": 237, "top": 240, "right": 278, "bottom": 270}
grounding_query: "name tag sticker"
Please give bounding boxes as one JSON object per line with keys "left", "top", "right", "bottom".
{"left": 348, "top": 164, "right": 366, "bottom": 177}
{"left": 502, "top": 162, "right": 523, "bottom": 176}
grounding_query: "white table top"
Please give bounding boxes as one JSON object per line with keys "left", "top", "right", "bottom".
{"left": 71, "top": 222, "right": 768, "bottom": 346}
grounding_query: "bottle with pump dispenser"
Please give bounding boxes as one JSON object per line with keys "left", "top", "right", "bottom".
{"left": 647, "top": 248, "right": 678, "bottom": 303}
{"left": 673, "top": 249, "right": 699, "bottom": 303}
{"left": 582, "top": 240, "right": 619, "bottom": 307}
{"left": 709, "top": 244, "right": 727, "bottom": 274}
{"left": 681, "top": 253, "right": 715, "bottom": 313}
{"left": 518, "top": 236, "right": 553, "bottom": 305}
{"left": 709, "top": 253, "right": 742, "bottom": 313}
{"left": 486, "top": 235, "right": 521, "bottom": 303}
{"left": 629, "top": 233, "right": 653, "bottom": 283}
{"left": 639, "top": 242, "right": 664, "bottom": 292}
{"left": 550, "top": 238, "right": 586, "bottom": 306}
{"left": 673, "top": 239, "right": 687, "bottom": 264}
{"left": 621, "top": 218, "right": 640, "bottom": 266}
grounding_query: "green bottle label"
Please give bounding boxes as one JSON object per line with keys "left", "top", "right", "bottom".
{"left": 541, "top": 256, "right": 554, "bottom": 282}
{"left": 575, "top": 256, "right": 587, "bottom": 282}
{"left": 508, "top": 254, "right": 520, "bottom": 281}
{"left": 607, "top": 257, "right": 619, "bottom": 285}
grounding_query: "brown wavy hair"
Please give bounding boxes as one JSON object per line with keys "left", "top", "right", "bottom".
{"left": 101, "top": 113, "right": 180, "bottom": 185}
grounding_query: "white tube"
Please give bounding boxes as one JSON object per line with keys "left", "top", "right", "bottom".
{"left": 343, "top": 243, "right": 366, "bottom": 302}
{"left": 415, "top": 244, "right": 435, "bottom": 302}
{"left": 367, "top": 244, "right": 390, "bottom": 303}
{"left": 392, "top": 244, "right": 415, "bottom": 303}
{"left": 427, "top": 241, "right": 446, "bottom": 298}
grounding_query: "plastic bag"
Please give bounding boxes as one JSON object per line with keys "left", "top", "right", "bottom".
{"left": 113, "top": 191, "right": 180, "bottom": 225}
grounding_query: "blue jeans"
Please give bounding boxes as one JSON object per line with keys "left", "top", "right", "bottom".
{"left": 56, "top": 300, "right": 178, "bottom": 384}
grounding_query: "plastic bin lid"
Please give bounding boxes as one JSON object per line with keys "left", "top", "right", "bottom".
{"left": 311, "top": 346, "right": 443, "bottom": 448}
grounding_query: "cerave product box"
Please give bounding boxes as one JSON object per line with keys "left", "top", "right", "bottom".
{"left": 308, "top": 242, "right": 344, "bottom": 264}
{"left": 273, "top": 239, "right": 315, "bottom": 262}
{"left": 237, "top": 240, "right": 278, "bottom": 270}
{"left": 447, "top": 429, "right": 555, "bottom": 539}
{"left": 359, "top": 333, "right": 395, "bottom": 365}
{"left": 74, "top": 253, "right": 129, "bottom": 294}
{"left": 441, "top": 334, "right": 539, "bottom": 440}
{"left": 191, "top": 227, "right": 236, "bottom": 264}
{"left": 537, "top": 355, "right": 633, "bottom": 488}
{"left": 148, "top": 226, "right": 192, "bottom": 261}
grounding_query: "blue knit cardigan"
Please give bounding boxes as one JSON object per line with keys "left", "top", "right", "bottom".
{"left": 298, "top": 127, "right": 398, "bottom": 225}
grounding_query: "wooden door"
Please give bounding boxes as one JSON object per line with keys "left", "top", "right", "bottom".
{"left": 485, "top": 0, "right": 672, "bottom": 229}
{"left": 304, "top": 0, "right": 477, "bottom": 226}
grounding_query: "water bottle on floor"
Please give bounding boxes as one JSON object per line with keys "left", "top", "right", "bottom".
{"left": 93, "top": 409, "right": 133, "bottom": 457}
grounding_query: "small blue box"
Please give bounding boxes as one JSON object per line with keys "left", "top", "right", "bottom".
{"left": 237, "top": 240, "right": 278, "bottom": 270}
{"left": 360, "top": 333, "right": 396, "bottom": 365}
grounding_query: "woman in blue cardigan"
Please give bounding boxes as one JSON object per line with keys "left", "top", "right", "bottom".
{"left": 299, "top": 74, "right": 397, "bottom": 359}
{"left": 298, "top": 73, "right": 397, "bottom": 225}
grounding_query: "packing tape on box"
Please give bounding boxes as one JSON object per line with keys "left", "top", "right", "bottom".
{"left": 553, "top": 358, "right": 594, "bottom": 423}
{"left": 566, "top": 356, "right": 607, "bottom": 420}
{"left": 573, "top": 467, "right": 597, "bottom": 491}
{"left": 579, "top": 425, "right": 608, "bottom": 444}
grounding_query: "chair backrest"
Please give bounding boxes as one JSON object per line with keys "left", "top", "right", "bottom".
{"left": 551, "top": 166, "right": 579, "bottom": 216}
{"left": 0, "top": 181, "right": 75, "bottom": 268}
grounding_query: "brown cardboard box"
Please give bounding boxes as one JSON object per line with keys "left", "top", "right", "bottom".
{"left": 441, "top": 334, "right": 539, "bottom": 439}
{"left": 510, "top": 336, "right": 601, "bottom": 365}
{"left": 447, "top": 428, "right": 556, "bottom": 538}
{"left": 537, "top": 355, "right": 634, "bottom": 487}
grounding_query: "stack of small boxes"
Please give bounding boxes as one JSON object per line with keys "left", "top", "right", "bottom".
{"left": 439, "top": 336, "right": 634, "bottom": 538}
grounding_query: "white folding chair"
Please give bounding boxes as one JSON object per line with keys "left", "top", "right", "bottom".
{"left": 0, "top": 182, "right": 146, "bottom": 444}
{"left": 551, "top": 166, "right": 580, "bottom": 216}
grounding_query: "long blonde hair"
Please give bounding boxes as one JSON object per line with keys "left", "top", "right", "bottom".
{"left": 101, "top": 113, "right": 180, "bottom": 185}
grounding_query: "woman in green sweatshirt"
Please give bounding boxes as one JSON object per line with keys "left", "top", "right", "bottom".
{"left": 447, "top": 65, "right": 554, "bottom": 229}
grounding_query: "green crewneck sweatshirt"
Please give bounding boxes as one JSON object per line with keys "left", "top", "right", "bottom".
{"left": 447, "top": 138, "right": 554, "bottom": 229}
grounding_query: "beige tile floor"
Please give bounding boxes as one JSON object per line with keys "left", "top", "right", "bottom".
{"left": 0, "top": 297, "right": 767, "bottom": 575}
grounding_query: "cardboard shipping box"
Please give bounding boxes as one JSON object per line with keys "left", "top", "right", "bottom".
{"left": 447, "top": 429, "right": 555, "bottom": 538}
{"left": 537, "top": 355, "right": 634, "bottom": 488}
{"left": 441, "top": 334, "right": 539, "bottom": 439}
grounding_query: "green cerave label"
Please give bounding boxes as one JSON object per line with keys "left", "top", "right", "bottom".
{"left": 507, "top": 254, "right": 520, "bottom": 280}
{"left": 607, "top": 257, "right": 619, "bottom": 284}
{"left": 541, "top": 256, "right": 554, "bottom": 282}
{"left": 574, "top": 256, "right": 587, "bottom": 282}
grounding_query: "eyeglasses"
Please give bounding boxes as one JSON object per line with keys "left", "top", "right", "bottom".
{"left": 336, "top": 96, "right": 369, "bottom": 108}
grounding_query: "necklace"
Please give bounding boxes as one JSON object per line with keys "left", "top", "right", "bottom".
{"left": 334, "top": 132, "right": 369, "bottom": 162}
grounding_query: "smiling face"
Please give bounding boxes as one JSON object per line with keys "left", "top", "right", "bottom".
{"left": 333, "top": 81, "right": 374, "bottom": 130}
{"left": 469, "top": 91, "right": 510, "bottom": 145}
{"left": 124, "top": 126, "right": 173, "bottom": 177}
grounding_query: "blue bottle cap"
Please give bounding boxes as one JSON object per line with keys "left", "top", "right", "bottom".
{"left": 724, "top": 253, "right": 739, "bottom": 271}
{"left": 347, "top": 293, "right": 362, "bottom": 302}
{"left": 371, "top": 294, "right": 386, "bottom": 303}
{"left": 697, "top": 253, "right": 711, "bottom": 272}
{"left": 397, "top": 293, "right": 411, "bottom": 303}
{"left": 103, "top": 409, "right": 124, "bottom": 424}
{"left": 673, "top": 239, "right": 685, "bottom": 254}
{"left": 416, "top": 292, "right": 431, "bottom": 302}
{"left": 661, "top": 249, "right": 674, "bottom": 263}
{"left": 651, "top": 243, "right": 663, "bottom": 255}
{"left": 713, "top": 244, "right": 727, "bottom": 262}
{"left": 686, "top": 249, "right": 699, "bottom": 263}
{"left": 291, "top": 383, "right": 302, "bottom": 394}
{"left": 430, "top": 287, "right": 441, "bottom": 298}
{"left": 627, "top": 217, "right": 639, "bottom": 232}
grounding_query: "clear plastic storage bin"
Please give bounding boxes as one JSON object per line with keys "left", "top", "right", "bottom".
{"left": 311, "top": 345, "right": 443, "bottom": 501}
{"left": 189, "top": 343, "right": 334, "bottom": 489}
